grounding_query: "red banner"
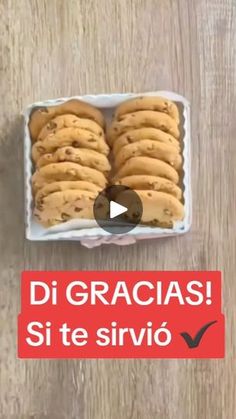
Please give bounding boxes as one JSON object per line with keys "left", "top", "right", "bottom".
{"left": 18, "top": 271, "right": 224, "bottom": 358}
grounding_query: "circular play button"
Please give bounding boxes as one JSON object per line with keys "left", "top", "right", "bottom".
{"left": 93, "top": 185, "right": 143, "bottom": 234}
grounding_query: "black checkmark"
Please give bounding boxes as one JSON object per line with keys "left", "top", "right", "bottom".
{"left": 180, "top": 320, "right": 217, "bottom": 348}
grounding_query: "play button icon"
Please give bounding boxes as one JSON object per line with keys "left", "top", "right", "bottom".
{"left": 110, "top": 201, "right": 127, "bottom": 219}
{"left": 93, "top": 185, "right": 143, "bottom": 234}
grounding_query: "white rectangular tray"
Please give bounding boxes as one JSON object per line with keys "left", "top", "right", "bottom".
{"left": 24, "top": 91, "right": 191, "bottom": 247}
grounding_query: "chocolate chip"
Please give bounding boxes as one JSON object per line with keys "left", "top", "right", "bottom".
{"left": 47, "top": 120, "right": 57, "bottom": 129}
{"left": 164, "top": 209, "right": 172, "bottom": 216}
{"left": 149, "top": 219, "right": 160, "bottom": 227}
{"left": 61, "top": 213, "right": 70, "bottom": 220}
{"left": 74, "top": 207, "right": 81, "bottom": 212}
{"left": 72, "top": 141, "right": 80, "bottom": 147}
{"left": 36, "top": 201, "right": 44, "bottom": 211}
{"left": 147, "top": 192, "right": 152, "bottom": 197}
{"left": 65, "top": 148, "right": 72, "bottom": 155}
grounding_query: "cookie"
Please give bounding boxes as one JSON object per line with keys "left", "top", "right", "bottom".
{"left": 35, "top": 180, "right": 101, "bottom": 207}
{"left": 34, "top": 189, "right": 96, "bottom": 227}
{"left": 119, "top": 190, "right": 184, "bottom": 228}
{"left": 32, "top": 127, "right": 109, "bottom": 162}
{"left": 113, "top": 128, "right": 180, "bottom": 155}
{"left": 115, "top": 175, "right": 182, "bottom": 200}
{"left": 37, "top": 114, "right": 104, "bottom": 141}
{"left": 113, "top": 157, "right": 179, "bottom": 184}
{"left": 108, "top": 111, "right": 180, "bottom": 145}
{"left": 114, "top": 96, "right": 179, "bottom": 123}
{"left": 114, "top": 140, "right": 182, "bottom": 170}
{"left": 29, "top": 99, "right": 105, "bottom": 142}
{"left": 36, "top": 147, "right": 111, "bottom": 174}
{"left": 35, "top": 206, "right": 94, "bottom": 227}
{"left": 32, "top": 162, "right": 108, "bottom": 192}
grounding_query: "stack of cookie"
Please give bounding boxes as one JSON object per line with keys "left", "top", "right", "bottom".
{"left": 29, "top": 99, "right": 110, "bottom": 227}
{"left": 108, "top": 96, "right": 184, "bottom": 227}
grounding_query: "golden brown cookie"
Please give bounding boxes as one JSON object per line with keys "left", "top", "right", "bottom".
{"left": 113, "top": 128, "right": 180, "bottom": 155}
{"left": 32, "top": 162, "right": 108, "bottom": 193}
{"left": 36, "top": 147, "right": 111, "bottom": 174}
{"left": 32, "top": 127, "right": 109, "bottom": 162}
{"left": 29, "top": 99, "right": 105, "bottom": 142}
{"left": 115, "top": 175, "right": 182, "bottom": 200}
{"left": 34, "top": 189, "right": 96, "bottom": 227}
{"left": 35, "top": 180, "right": 101, "bottom": 207}
{"left": 35, "top": 207, "right": 94, "bottom": 227}
{"left": 113, "top": 157, "right": 179, "bottom": 184}
{"left": 119, "top": 190, "right": 184, "bottom": 228}
{"left": 37, "top": 114, "right": 104, "bottom": 141}
{"left": 108, "top": 111, "right": 180, "bottom": 145}
{"left": 138, "top": 190, "right": 184, "bottom": 227}
{"left": 114, "top": 140, "right": 182, "bottom": 170}
{"left": 114, "top": 96, "right": 179, "bottom": 123}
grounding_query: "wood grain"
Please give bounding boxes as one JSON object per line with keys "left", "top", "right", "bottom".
{"left": 0, "top": 0, "right": 235, "bottom": 417}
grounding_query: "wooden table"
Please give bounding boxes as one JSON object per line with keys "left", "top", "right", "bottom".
{"left": 0, "top": 0, "right": 235, "bottom": 417}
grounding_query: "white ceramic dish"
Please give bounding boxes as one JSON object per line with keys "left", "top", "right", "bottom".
{"left": 24, "top": 91, "right": 191, "bottom": 247}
